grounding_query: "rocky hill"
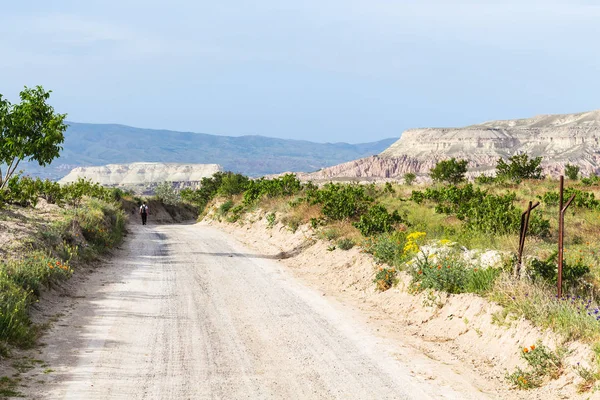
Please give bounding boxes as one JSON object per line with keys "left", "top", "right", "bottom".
{"left": 60, "top": 162, "right": 223, "bottom": 194}
{"left": 21, "top": 122, "right": 395, "bottom": 180}
{"left": 301, "top": 109, "right": 600, "bottom": 181}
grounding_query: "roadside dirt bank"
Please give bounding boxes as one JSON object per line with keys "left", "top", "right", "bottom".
{"left": 205, "top": 213, "right": 597, "bottom": 400}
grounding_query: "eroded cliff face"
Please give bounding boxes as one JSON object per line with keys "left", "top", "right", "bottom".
{"left": 303, "top": 110, "right": 600, "bottom": 181}
{"left": 60, "top": 162, "right": 223, "bottom": 193}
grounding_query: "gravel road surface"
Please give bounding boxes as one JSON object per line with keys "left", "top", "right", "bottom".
{"left": 27, "top": 224, "right": 486, "bottom": 399}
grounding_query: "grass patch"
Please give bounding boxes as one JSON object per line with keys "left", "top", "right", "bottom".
{"left": 0, "top": 376, "right": 23, "bottom": 398}
{"left": 490, "top": 274, "right": 600, "bottom": 342}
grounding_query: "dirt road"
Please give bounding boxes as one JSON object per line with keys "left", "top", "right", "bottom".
{"left": 23, "top": 224, "right": 489, "bottom": 399}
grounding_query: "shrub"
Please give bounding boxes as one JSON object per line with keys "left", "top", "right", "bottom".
{"left": 217, "top": 172, "right": 250, "bottom": 196}
{"left": 154, "top": 182, "right": 180, "bottom": 205}
{"left": 2, "top": 176, "right": 38, "bottom": 207}
{"left": 218, "top": 200, "right": 234, "bottom": 215}
{"left": 429, "top": 158, "right": 468, "bottom": 184}
{"left": 410, "top": 184, "right": 550, "bottom": 236}
{"left": 227, "top": 205, "right": 245, "bottom": 222}
{"left": 362, "top": 232, "right": 407, "bottom": 266}
{"left": 383, "top": 182, "right": 395, "bottom": 194}
{"left": 530, "top": 252, "right": 591, "bottom": 291}
{"left": 373, "top": 267, "right": 397, "bottom": 291}
{"left": 337, "top": 238, "right": 355, "bottom": 250}
{"left": 243, "top": 174, "right": 302, "bottom": 205}
{"left": 565, "top": 164, "right": 580, "bottom": 180}
{"left": 353, "top": 204, "right": 403, "bottom": 236}
{"left": 306, "top": 183, "right": 373, "bottom": 221}
{"left": 506, "top": 342, "right": 565, "bottom": 389}
{"left": 581, "top": 174, "right": 600, "bottom": 186}
{"left": 321, "top": 228, "right": 341, "bottom": 241}
{"left": 496, "top": 153, "right": 543, "bottom": 182}
{"left": 266, "top": 212, "right": 276, "bottom": 228}
{"left": 475, "top": 174, "right": 495, "bottom": 185}
{"left": 37, "top": 179, "right": 63, "bottom": 205}
{"left": 410, "top": 255, "right": 500, "bottom": 295}
{"left": 404, "top": 173, "right": 416, "bottom": 185}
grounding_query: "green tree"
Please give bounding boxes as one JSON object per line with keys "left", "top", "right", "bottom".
{"left": 403, "top": 172, "right": 416, "bottom": 185}
{"left": 564, "top": 164, "right": 580, "bottom": 180}
{"left": 154, "top": 182, "right": 180, "bottom": 205}
{"left": 496, "top": 153, "right": 543, "bottom": 182}
{"left": 429, "top": 158, "right": 468, "bottom": 184}
{"left": 0, "top": 86, "right": 67, "bottom": 189}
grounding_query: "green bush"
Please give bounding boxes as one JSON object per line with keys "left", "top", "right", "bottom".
{"left": 496, "top": 153, "right": 543, "bottom": 182}
{"left": 266, "top": 212, "right": 276, "bottom": 228}
{"left": 565, "top": 164, "right": 580, "bottom": 180}
{"left": 530, "top": 252, "right": 590, "bottom": 291}
{"left": 411, "top": 184, "right": 550, "bottom": 236}
{"left": 154, "top": 182, "right": 180, "bottom": 205}
{"left": 429, "top": 158, "right": 468, "bottom": 184}
{"left": 475, "top": 174, "right": 496, "bottom": 185}
{"left": 353, "top": 204, "right": 403, "bottom": 236}
{"left": 217, "top": 172, "right": 250, "bottom": 197}
{"left": 306, "top": 183, "right": 373, "bottom": 221}
{"left": 404, "top": 173, "right": 416, "bottom": 185}
{"left": 2, "top": 176, "right": 38, "bottom": 207}
{"left": 243, "top": 174, "right": 302, "bottom": 205}
{"left": 227, "top": 204, "right": 245, "bottom": 222}
{"left": 362, "top": 232, "right": 407, "bottom": 266}
{"left": 336, "top": 238, "right": 355, "bottom": 250}
{"left": 410, "top": 255, "right": 500, "bottom": 295}
{"left": 581, "top": 174, "right": 600, "bottom": 186}
{"left": 539, "top": 188, "right": 599, "bottom": 209}
{"left": 218, "top": 200, "right": 234, "bottom": 215}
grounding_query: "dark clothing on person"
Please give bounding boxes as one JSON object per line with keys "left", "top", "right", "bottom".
{"left": 140, "top": 204, "right": 149, "bottom": 225}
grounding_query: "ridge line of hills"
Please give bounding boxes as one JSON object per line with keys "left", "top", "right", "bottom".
{"left": 20, "top": 122, "right": 397, "bottom": 180}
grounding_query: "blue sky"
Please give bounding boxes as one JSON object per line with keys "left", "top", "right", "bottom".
{"left": 1, "top": 0, "right": 599, "bottom": 143}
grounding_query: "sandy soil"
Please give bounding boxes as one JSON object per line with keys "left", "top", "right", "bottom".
{"left": 207, "top": 214, "right": 597, "bottom": 400}
{"left": 10, "top": 223, "right": 493, "bottom": 399}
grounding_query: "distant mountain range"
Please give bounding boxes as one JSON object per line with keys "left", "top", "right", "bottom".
{"left": 20, "top": 122, "right": 396, "bottom": 180}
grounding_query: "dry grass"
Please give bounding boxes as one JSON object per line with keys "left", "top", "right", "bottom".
{"left": 490, "top": 273, "right": 600, "bottom": 343}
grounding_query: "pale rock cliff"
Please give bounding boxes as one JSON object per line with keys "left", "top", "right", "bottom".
{"left": 60, "top": 162, "right": 223, "bottom": 193}
{"left": 303, "top": 110, "right": 600, "bottom": 181}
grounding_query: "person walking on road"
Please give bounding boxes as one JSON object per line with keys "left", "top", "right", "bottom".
{"left": 140, "top": 202, "right": 149, "bottom": 225}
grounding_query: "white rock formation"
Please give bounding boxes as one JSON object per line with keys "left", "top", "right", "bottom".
{"left": 303, "top": 109, "right": 600, "bottom": 181}
{"left": 60, "top": 162, "right": 223, "bottom": 192}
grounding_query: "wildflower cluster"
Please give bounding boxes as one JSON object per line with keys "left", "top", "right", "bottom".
{"left": 507, "top": 341, "right": 565, "bottom": 390}
{"left": 410, "top": 255, "right": 500, "bottom": 295}
{"left": 403, "top": 231, "right": 426, "bottom": 255}
{"left": 373, "top": 267, "right": 397, "bottom": 292}
{"left": 556, "top": 295, "right": 600, "bottom": 323}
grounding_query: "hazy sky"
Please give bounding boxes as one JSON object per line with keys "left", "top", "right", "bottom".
{"left": 1, "top": 1, "right": 599, "bottom": 143}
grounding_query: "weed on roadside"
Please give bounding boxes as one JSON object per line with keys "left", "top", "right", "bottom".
{"left": 374, "top": 267, "right": 398, "bottom": 291}
{"left": 336, "top": 238, "right": 355, "bottom": 250}
{"left": 0, "top": 376, "right": 23, "bottom": 397}
{"left": 506, "top": 342, "right": 566, "bottom": 389}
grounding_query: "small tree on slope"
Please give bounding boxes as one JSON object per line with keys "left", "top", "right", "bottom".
{"left": 0, "top": 86, "right": 67, "bottom": 189}
{"left": 429, "top": 158, "right": 468, "bottom": 184}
